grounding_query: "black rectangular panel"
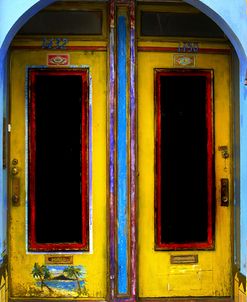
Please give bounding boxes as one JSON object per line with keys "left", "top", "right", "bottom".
{"left": 19, "top": 10, "right": 102, "bottom": 35}
{"left": 141, "top": 12, "right": 225, "bottom": 38}
{"left": 34, "top": 75, "right": 83, "bottom": 244}
{"left": 160, "top": 75, "right": 209, "bottom": 245}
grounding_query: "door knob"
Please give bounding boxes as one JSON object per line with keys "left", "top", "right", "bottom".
{"left": 11, "top": 166, "right": 19, "bottom": 176}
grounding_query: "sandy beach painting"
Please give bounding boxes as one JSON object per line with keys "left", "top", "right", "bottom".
{"left": 31, "top": 263, "right": 88, "bottom": 297}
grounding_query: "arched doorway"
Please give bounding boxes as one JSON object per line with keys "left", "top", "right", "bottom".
{"left": 0, "top": 0, "right": 245, "bottom": 300}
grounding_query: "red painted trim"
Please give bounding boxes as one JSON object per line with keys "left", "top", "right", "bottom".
{"left": 109, "top": 0, "right": 116, "bottom": 299}
{"left": 138, "top": 46, "right": 231, "bottom": 55}
{"left": 11, "top": 45, "right": 107, "bottom": 51}
{"left": 129, "top": 0, "right": 137, "bottom": 300}
{"left": 28, "top": 68, "right": 89, "bottom": 251}
{"left": 206, "top": 71, "right": 214, "bottom": 248}
{"left": 156, "top": 72, "right": 162, "bottom": 248}
{"left": 155, "top": 69, "right": 214, "bottom": 250}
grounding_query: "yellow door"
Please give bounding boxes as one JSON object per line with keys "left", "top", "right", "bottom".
{"left": 138, "top": 44, "right": 232, "bottom": 297}
{"left": 9, "top": 49, "right": 107, "bottom": 299}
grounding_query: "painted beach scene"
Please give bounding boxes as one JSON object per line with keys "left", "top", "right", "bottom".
{"left": 31, "top": 263, "right": 88, "bottom": 297}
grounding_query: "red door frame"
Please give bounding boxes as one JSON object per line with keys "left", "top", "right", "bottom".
{"left": 28, "top": 68, "right": 89, "bottom": 251}
{"left": 155, "top": 69, "right": 214, "bottom": 250}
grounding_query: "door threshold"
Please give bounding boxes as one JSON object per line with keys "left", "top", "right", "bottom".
{"left": 138, "top": 298, "right": 233, "bottom": 302}
{"left": 9, "top": 298, "right": 232, "bottom": 302}
{"left": 9, "top": 299, "right": 107, "bottom": 302}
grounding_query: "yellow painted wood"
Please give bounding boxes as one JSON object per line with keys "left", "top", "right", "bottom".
{"left": 9, "top": 48, "right": 107, "bottom": 299}
{"left": 138, "top": 46, "right": 232, "bottom": 297}
{"left": 11, "top": 39, "right": 107, "bottom": 47}
{"left": 138, "top": 40, "right": 231, "bottom": 50}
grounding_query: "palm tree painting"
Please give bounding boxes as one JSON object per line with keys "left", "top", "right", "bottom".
{"left": 63, "top": 266, "right": 84, "bottom": 295}
{"left": 31, "top": 263, "right": 86, "bottom": 296}
{"left": 31, "top": 263, "right": 53, "bottom": 293}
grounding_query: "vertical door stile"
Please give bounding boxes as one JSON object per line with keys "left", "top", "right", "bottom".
{"left": 109, "top": 0, "right": 117, "bottom": 300}
{"left": 129, "top": 0, "right": 137, "bottom": 300}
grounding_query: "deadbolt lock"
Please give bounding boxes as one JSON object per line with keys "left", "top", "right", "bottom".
{"left": 218, "top": 146, "right": 229, "bottom": 159}
{"left": 12, "top": 158, "right": 18, "bottom": 165}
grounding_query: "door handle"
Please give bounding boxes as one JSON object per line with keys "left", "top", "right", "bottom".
{"left": 221, "top": 178, "right": 229, "bottom": 207}
{"left": 11, "top": 159, "right": 20, "bottom": 206}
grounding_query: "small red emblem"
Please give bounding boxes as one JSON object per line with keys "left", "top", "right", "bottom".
{"left": 47, "top": 54, "right": 70, "bottom": 66}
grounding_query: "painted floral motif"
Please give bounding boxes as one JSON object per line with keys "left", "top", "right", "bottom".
{"left": 176, "top": 56, "right": 193, "bottom": 65}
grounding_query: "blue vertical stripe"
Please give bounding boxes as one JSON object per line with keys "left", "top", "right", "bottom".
{"left": 117, "top": 15, "right": 128, "bottom": 294}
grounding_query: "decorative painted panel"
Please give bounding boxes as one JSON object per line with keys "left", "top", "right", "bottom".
{"left": 30, "top": 263, "right": 87, "bottom": 297}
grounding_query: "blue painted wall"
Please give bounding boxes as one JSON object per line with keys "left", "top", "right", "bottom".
{"left": 185, "top": 0, "right": 247, "bottom": 58}
{"left": 0, "top": 0, "right": 54, "bottom": 55}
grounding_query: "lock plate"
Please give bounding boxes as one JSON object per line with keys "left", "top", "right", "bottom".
{"left": 12, "top": 177, "right": 20, "bottom": 206}
{"left": 221, "top": 178, "right": 229, "bottom": 207}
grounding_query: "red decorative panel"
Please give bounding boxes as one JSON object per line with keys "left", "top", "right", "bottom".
{"left": 155, "top": 69, "right": 214, "bottom": 250}
{"left": 47, "top": 54, "right": 70, "bottom": 66}
{"left": 28, "top": 68, "right": 89, "bottom": 251}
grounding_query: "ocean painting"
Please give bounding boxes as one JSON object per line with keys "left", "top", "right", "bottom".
{"left": 37, "top": 279, "right": 85, "bottom": 291}
{"left": 31, "top": 263, "right": 87, "bottom": 297}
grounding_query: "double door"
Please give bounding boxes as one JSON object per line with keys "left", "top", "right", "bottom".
{"left": 9, "top": 45, "right": 232, "bottom": 300}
